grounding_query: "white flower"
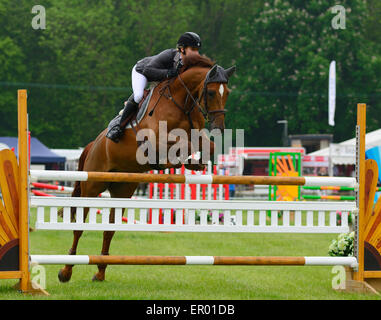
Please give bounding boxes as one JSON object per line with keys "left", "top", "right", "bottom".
{"left": 338, "top": 233, "right": 346, "bottom": 240}
{"left": 337, "top": 239, "right": 347, "bottom": 250}
{"left": 329, "top": 232, "right": 354, "bottom": 256}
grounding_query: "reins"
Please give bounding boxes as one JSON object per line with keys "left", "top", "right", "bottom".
{"left": 149, "top": 70, "right": 227, "bottom": 129}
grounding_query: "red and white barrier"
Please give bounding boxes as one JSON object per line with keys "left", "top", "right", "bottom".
{"left": 147, "top": 162, "right": 230, "bottom": 224}
{"left": 32, "top": 182, "right": 74, "bottom": 193}
{"left": 148, "top": 162, "right": 229, "bottom": 201}
{"left": 31, "top": 182, "right": 110, "bottom": 198}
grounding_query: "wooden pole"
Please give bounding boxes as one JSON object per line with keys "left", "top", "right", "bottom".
{"left": 354, "top": 103, "right": 366, "bottom": 282}
{"left": 30, "top": 169, "right": 357, "bottom": 187}
{"left": 89, "top": 255, "right": 187, "bottom": 265}
{"left": 30, "top": 255, "right": 357, "bottom": 266}
{"left": 17, "top": 89, "right": 30, "bottom": 292}
{"left": 211, "top": 175, "right": 306, "bottom": 185}
{"left": 88, "top": 255, "right": 307, "bottom": 266}
{"left": 17, "top": 90, "right": 48, "bottom": 295}
{"left": 87, "top": 172, "right": 187, "bottom": 184}
{"left": 86, "top": 172, "right": 308, "bottom": 185}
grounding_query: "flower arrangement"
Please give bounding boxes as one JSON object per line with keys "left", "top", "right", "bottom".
{"left": 328, "top": 232, "right": 355, "bottom": 257}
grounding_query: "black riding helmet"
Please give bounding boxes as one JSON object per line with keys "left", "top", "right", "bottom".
{"left": 177, "top": 32, "right": 201, "bottom": 49}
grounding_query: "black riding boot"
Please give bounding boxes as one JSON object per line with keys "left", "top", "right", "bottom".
{"left": 106, "top": 94, "right": 139, "bottom": 143}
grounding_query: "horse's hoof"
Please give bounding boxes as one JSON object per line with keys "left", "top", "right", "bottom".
{"left": 58, "top": 269, "right": 72, "bottom": 283}
{"left": 92, "top": 274, "right": 105, "bottom": 282}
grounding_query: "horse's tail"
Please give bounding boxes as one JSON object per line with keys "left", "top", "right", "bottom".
{"left": 58, "top": 141, "right": 94, "bottom": 219}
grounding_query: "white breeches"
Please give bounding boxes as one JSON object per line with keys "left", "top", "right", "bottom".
{"left": 132, "top": 65, "right": 148, "bottom": 103}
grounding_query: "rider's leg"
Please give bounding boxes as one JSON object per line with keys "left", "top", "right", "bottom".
{"left": 119, "top": 94, "right": 138, "bottom": 124}
{"left": 131, "top": 65, "right": 147, "bottom": 103}
{"left": 106, "top": 66, "right": 147, "bottom": 142}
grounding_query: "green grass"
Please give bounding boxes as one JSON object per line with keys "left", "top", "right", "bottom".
{"left": 0, "top": 209, "right": 380, "bottom": 300}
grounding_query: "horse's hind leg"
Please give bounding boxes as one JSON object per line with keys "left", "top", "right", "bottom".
{"left": 91, "top": 208, "right": 115, "bottom": 282}
{"left": 92, "top": 182, "right": 138, "bottom": 282}
{"left": 58, "top": 210, "right": 88, "bottom": 283}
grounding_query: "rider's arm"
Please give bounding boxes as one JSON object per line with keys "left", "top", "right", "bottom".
{"left": 138, "top": 49, "right": 177, "bottom": 81}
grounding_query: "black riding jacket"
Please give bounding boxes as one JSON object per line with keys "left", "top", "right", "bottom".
{"left": 135, "top": 48, "right": 181, "bottom": 82}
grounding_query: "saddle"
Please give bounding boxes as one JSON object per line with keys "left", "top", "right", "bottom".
{"left": 107, "top": 85, "right": 156, "bottom": 132}
{"left": 127, "top": 87, "right": 155, "bottom": 129}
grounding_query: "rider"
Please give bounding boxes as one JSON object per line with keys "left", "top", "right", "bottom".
{"left": 106, "top": 32, "right": 202, "bottom": 142}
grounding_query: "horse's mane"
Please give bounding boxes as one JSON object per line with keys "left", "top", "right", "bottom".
{"left": 182, "top": 53, "right": 215, "bottom": 71}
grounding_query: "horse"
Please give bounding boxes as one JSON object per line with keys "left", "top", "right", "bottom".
{"left": 58, "top": 54, "right": 236, "bottom": 282}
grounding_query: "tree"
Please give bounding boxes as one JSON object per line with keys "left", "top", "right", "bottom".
{"left": 0, "top": 0, "right": 379, "bottom": 149}
{"left": 227, "top": 0, "right": 380, "bottom": 146}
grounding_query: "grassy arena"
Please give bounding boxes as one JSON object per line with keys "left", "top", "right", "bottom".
{"left": 0, "top": 209, "right": 380, "bottom": 300}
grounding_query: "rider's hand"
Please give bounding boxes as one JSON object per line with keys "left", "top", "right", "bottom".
{"left": 167, "top": 68, "right": 178, "bottom": 79}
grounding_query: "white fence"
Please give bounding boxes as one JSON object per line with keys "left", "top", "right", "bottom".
{"left": 32, "top": 196, "right": 355, "bottom": 234}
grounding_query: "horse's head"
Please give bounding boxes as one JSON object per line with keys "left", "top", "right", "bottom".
{"left": 197, "top": 64, "right": 236, "bottom": 131}
{"left": 179, "top": 54, "right": 235, "bottom": 131}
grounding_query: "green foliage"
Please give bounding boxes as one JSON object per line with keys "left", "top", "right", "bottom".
{"left": 0, "top": 36, "right": 26, "bottom": 135}
{"left": 329, "top": 232, "right": 355, "bottom": 257}
{"left": 0, "top": 0, "right": 379, "bottom": 148}
{"left": 228, "top": 0, "right": 381, "bottom": 145}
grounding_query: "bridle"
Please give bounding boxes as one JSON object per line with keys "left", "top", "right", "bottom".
{"left": 152, "top": 67, "right": 228, "bottom": 129}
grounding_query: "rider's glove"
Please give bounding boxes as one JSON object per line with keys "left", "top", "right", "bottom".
{"left": 167, "top": 68, "right": 178, "bottom": 79}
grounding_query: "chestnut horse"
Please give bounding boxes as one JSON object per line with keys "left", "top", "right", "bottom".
{"left": 58, "top": 54, "right": 235, "bottom": 282}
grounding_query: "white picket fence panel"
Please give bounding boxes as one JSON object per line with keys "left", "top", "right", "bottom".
{"left": 31, "top": 196, "right": 355, "bottom": 233}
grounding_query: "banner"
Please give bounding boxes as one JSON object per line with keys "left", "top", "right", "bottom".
{"left": 328, "top": 61, "right": 336, "bottom": 126}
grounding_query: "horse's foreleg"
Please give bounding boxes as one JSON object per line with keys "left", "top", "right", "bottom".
{"left": 58, "top": 180, "right": 108, "bottom": 283}
{"left": 92, "top": 208, "right": 115, "bottom": 282}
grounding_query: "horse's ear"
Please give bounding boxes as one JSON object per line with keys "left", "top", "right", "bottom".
{"left": 224, "top": 66, "right": 236, "bottom": 79}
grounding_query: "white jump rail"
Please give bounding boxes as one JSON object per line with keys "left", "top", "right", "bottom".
{"left": 32, "top": 196, "right": 355, "bottom": 233}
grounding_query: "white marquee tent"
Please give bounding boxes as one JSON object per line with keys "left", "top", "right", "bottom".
{"left": 308, "top": 129, "right": 381, "bottom": 165}
{"left": 0, "top": 143, "right": 10, "bottom": 151}
{"left": 51, "top": 148, "right": 83, "bottom": 171}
